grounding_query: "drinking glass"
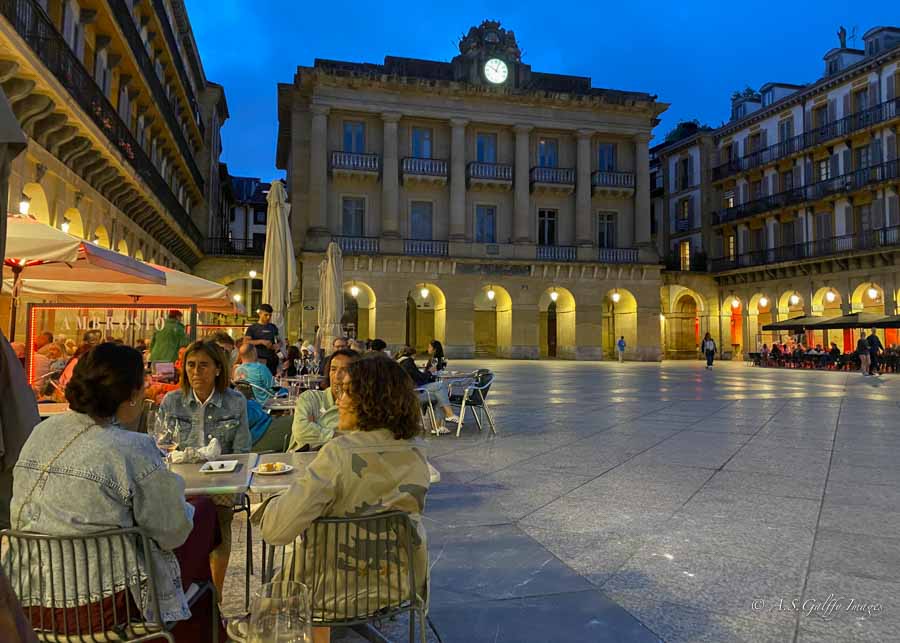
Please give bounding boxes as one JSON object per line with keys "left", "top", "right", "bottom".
{"left": 248, "top": 581, "right": 311, "bottom": 643}
{"left": 152, "top": 412, "right": 179, "bottom": 460}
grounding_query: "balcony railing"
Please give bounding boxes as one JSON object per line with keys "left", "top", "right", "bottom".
{"left": 150, "top": 0, "right": 204, "bottom": 137}
{"left": 591, "top": 171, "right": 635, "bottom": 188}
{"left": 537, "top": 245, "right": 576, "bottom": 261}
{"left": 467, "top": 162, "right": 513, "bottom": 181}
{"left": 0, "top": 0, "right": 202, "bottom": 248}
{"left": 203, "top": 237, "right": 264, "bottom": 256}
{"left": 335, "top": 236, "right": 379, "bottom": 255}
{"left": 108, "top": 0, "right": 204, "bottom": 189}
{"left": 712, "top": 159, "right": 900, "bottom": 226}
{"left": 530, "top": 166, "right": 576, "bottom": 185}
{"left": 598, "top": 247, "right": 638, "bottom": 263}
{"left": 674, "top": 218, "right": 692, "bottom": 233}
{"left": 401, "top": 157, "right": 448, "bottom": 177}
{"left": 404, "top": 239, "right": 448, "bottom": 256}
{"left": 712, "top": 97, "right": 900, "bottom": 181}
{"left": 330, "top": 151, "right": 380, "bottom": 172}
{"left": 710, "top": 226, "right": 900, "bottom": 271}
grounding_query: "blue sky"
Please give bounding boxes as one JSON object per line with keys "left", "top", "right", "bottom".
{"left": 185, "top": 0, "right": 897, "bottom": 180}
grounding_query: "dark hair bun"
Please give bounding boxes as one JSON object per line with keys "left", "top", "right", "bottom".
{"left": 66, "top": 343, "right": 144, "bottom": 418}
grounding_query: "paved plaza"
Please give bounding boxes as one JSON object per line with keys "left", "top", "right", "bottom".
{"left": 224, "top": 360, "right": 900, "bottom": 642}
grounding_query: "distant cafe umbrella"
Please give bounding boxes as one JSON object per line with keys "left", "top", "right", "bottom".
{"left": 261, "top": 180, "right": 296, "bottom": 340}
{"left": 316, "top": 241, "right": 344, "bottom": 353}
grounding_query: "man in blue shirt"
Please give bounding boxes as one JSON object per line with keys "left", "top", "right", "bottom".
{"left": 234, "top": 343, "right": 275, "bottom": 403}
{"left": 245, "top": 303, "right": 281, "bottom": 375}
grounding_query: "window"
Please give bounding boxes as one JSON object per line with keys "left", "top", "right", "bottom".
{"left": 341, "top": 197, "right": 365, "bottom": 236}
{"left": 679, "top": 200, "right": 690, "bottom": 221}
{"left": 762, "top": 91, "right": 774, "bottom": 107}
{"left": 781, "top": 171, "right": 793, "bottom": 191}
{"left": 253, "top": 209, "right": 267, "bottom": 226}
{"left": 778, "top": 118, "right": 793, "bottom": 143}
{"left": 597, "top": 143, "right": 616, "bottom": 172}
{"left": 751, "top": 180, "right": 762, "bottom": 200}
{"left": 679, "top": 240, "right": 691, "bottom": 271}
{"left": 727, "top": 235, "right": 736, "bottom": 261}
{"left": 734, "top": 104, "right": 746, "bottom": 119}
{"left": 538, "top": 138, "right": 558, "bottom": 167}
{"left": 724, "top": 191, "right": 735, "bottom": 209}
{"left": 854, "top": 89, "right": 869, "bottom": 113}
{"left": 678, "top": 158, "right": 690, "bottom": 190}
{"left": 598, "top": 212, "right": 617, "bottom": 249}
{"left": 410, "top": 201, "right": 433, "bottom": 240}
{"left": 249, "top": 278, "right": 263, "bottom": 315}
{"left": 815, "top": 212, "right": 833, "bottom": 240}
{"left": 751, "top": 228, "right": 764, "bottom": 251}
{"left": 748, "top": 132, "right": 762, "bottom": 153}
{"left": 817, "top": 159, "right": 831, "bottom": 182}
{"left": 538, "top": 209, "right": 557, "bottom": 246}
{"left": 411, "top": 127, "right": 432, "bottom": 158}
{"left": 476, "top": 133, "right": 497, "bottom": 163}
{"left": 475, "top": 205, "right": 496, "bottom": 243}
{"left": 854, "top": 146, "right": 871, "bottom": 169}
{"left": 118, "top": 83, "right": 130, "bottom": 121}
{"left": 780, "top": 221, "right": 795, "bottom": 246}
{"left": 813, "top": 104, "right": 828, "bottom": 128}
{"left": 343, "top": 121, "right": 365, "bottom": 153}
{"left": 94, "top": 49, "right": 110, "bottom": 97}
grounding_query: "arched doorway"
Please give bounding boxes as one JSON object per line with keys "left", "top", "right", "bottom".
{"left": 116, "top": 237, "right": 129, "bottom": 255}
{"left": 343, "top": 281, "right": 376, "bottom": 340}
{"left": 405, "top": 283, "right": 445, "bottom": 352}
{"left": 811, "top": 287, "right": 844, "bottom": 350}
{"left": 21, "top": 182, "right": 50, "bottom": 224}
{"left": 539, "top": 287, "right": 575, "bottom": 359}
{"left": 670, "top": 293, "right": 700, "bottom": 358}
{"left": 602, "top": 288, "right": 637, "bottom": 359}
{"left": 749, "top": 293, "right": 775, "bottom": 352}
{"left": 62, "top": 208, "right": 84, "bottom": 238}
{"left": 852, "top": 282, "right": 888, "bottom": 345}
{"left": 726, "top": 295, "right": 743, "bottom": 356}
{"left": 473, "top": 285, "right": 512, "bottom": 357}
{"left": 92, "top": 224, "right": 111, "bottom": 248}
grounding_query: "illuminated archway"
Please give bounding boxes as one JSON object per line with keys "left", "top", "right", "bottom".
{"left": 21, "top": 183, "right": 50, "bottom": 224}
{"left": 852, "top": 282, "right": 889, "bottom": 346}
{"left": 539, "top": 287, "right": 575, "bottom": 359}
{"left": 749, "top": 293, "right": 775, "bottom": 351}
{"left": 92, "top": 224, "right": 110, "bottom": 248}
{"left": 343, "top": 281, "right": 376, "bottom": 340}
{"left": 61, "top": 208, "right": 84, "bottom": 238}
{"left": 811, "top": 287, "right": 845, "bottom": 350}
{"left": 405, "top": 283, "right": 445, "bottom": 352}
{"left": 134, "top": 248, "right": 144, "bottom": 261}
{"left": 602, "top": 288, "right": 637, "bottom": 359}
{"left": 116, "top": 237, "right": 129, "bottom": 255}
{"left": 726, "top": 295, "right": 743, "bottom": 354}
{"left": 473, "top": 284, "right": 512, "bottom": 357}
{"left": 778, "top": 290, "right": 805, "bottom": 319}
{"left": 669, "top": 292, "right": 702, "bottom": 357}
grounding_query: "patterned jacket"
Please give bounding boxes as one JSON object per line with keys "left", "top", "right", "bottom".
{"left": 253, "top": 428, "right": 430, "bottom": 618}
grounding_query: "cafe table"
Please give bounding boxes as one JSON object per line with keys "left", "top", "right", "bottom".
{"left": 264, "top": 396, "right": 297, "bottom": 414}
{"left": 249, "top": 451, "right": 317, "bottom": 494}
{"left": 169, "top": 452, "right": 259, "bottom": 609}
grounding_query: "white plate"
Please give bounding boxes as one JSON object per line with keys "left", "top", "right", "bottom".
{"left": 200, "top": 460, "right": 239, "bottom": 474}
{"left": 252, "top": 463, "right": 294, "bottom": 476}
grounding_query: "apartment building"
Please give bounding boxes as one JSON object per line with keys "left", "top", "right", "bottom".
{"left": 269, "top": 21, "right": 667, "bottom": 359}
{"left": 655, "top": 26, "right": 900, "bottom": 356}
{"left": 0, "top": 0, "right": 226, "bottom": 272}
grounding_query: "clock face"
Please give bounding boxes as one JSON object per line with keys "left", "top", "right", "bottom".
{"left": 484, "top": 58, "right": 508, "bottom": 84}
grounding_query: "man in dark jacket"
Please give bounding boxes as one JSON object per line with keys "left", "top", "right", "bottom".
{"left": 867, "top": 329, "right": 885, "bottom": 376}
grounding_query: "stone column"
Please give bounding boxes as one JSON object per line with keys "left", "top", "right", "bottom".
{"left": 381, "top": 112, "right": 401, "bottom": 238}
{"left": 633, "top": 133, "right": 652, "bottom": 246}
{"left": 308, "top": 105, "right": 329, "bottom": 235}
{"left": 514, "top": 125, "right": 532, "bottom": 243}
{"left": 449, "top": 118, "right": 468, "bottom": 241}
{"left": 576, "top": 129, "right": 593, "bottom": 246}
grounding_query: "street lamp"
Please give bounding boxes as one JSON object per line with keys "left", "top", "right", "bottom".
{"left": 18, "top": 194, "right": 29, "bottom": 215}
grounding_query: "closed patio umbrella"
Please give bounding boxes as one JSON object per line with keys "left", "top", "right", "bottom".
{"left": 261, "top": 180, "right": 296, "bottom": 340}
{"left": 316, "top": 242, "right": 344, "bottom": 353}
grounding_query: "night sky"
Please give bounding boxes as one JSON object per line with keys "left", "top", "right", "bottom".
{"left": 185, "top": 0, "right": 897, "bottom": 181}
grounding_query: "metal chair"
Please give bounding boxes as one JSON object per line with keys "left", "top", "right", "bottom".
{"left": 261, "top": 512, "right": 428, "bottom": 643}
{"left": 0, "top": 527, "right": 218, "bottom": 642}
{"left": 448, "top": 369, "right": 496, "bottom": 437}
{"left": 413, "top": 386, "right": 438, "bottom": 434}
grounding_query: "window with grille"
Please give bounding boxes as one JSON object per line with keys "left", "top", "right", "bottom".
{"left": 342, "top": 197, "right": 365, "bottom": 236}
{"left": 598, "top": 212, "right": 617, "bottom": 248}
{"left": 538, "top": 209, "right": 557, "bottom": 246}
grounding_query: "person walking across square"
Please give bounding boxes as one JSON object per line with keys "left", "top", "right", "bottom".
{"left": 616, "top": 336, "right": 626, "bottom": 362}
{"left": 701, "top": 332, "right": 717, "bottom": 369}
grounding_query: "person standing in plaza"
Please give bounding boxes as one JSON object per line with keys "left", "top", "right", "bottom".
{"left": 867, "top": 329, "right": 884, "bottom": 376}
{"left": 616, "top": 336, "right": 626, "bottom": 362}
{"left": 857, "top": 331, "right": 871, "bottom": 376}
{"left": 701, "top": 332, "right": 717, "bottom": 369}
{"left": 149, "top": 310, "right": 189, "bottom": 366}
{"left": 245, "top": 303, "right": 281, "bottom": 375}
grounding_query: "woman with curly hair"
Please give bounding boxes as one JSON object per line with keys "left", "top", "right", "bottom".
{"left": 255, "top": 354, "right": 431, "bottom": 642}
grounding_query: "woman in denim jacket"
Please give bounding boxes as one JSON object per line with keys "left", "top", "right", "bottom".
{"left": 158, "top": 340, "right": 251, "bottom": 597}
{"left": 7, "top": 343, "right": 221, "bottom": 638}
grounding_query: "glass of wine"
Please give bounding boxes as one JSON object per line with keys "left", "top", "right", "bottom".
{"left": 247, "top": 581, "right": 311, "bottom": 643}
{"left": 153, "top": 412, "right": 179, "bottom": 461}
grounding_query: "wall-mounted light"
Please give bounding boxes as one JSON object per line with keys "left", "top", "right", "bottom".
{"left": 731, "top": 297, "right": 740, "bottom": 309}
{"left": 18, "top": 194, "right": 30, "bottom": 215}
{"left": 248, "top": 269, "right": 257, "bottom": 279}
{"left": 350, "top": 284, "right": 360, "bottom": 298}
{"left": 790, "top": 293, "right": 800, "bottom": 306}
{"left": 233, "top": 294, "right": 242, "bottom": 302}
{"left": 549, "top": 289, "right": 559, "bottom": 302}
{"left": 486, "top": 286, "right": 496, "bottom": 301}
{"left": 611, "top": 289, "right": 621, "bottom": 303}
{"left": 420, "top": 286, "right": 429, "bottom": 299}
{"left": 825, "top": 289, "right": 836, "bottom": 303}
{"left": 60, "top": 219, "right": 70, "bottom": 234}
{"left": 759, "top": 296, "right": 768, "bottom": 308}
{"left": 868, "top": 284, "right": 879, "bottom": 301}
{"left": 659, "top": 313, "right": 666, "bottom": 321}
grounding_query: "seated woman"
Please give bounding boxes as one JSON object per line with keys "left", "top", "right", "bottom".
{"left": 159, "top": 340, "right": 251, "bottom": 598}
{"left": 255, "top": 354, "right": 430, "bottom": 642}
{"left": 424, "top": 339, "right": 447, "bottom": 373}
{"left": 7, "top": 343, "right": 222, "bottom": 639}
{"left": 396, "top": 346, "right": 459, "bottom": 434}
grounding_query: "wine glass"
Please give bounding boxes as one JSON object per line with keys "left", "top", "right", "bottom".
{"left": 248, "top": 581, "right": 311, "bottom": 643}
{"left": 152, "top": 412, "right": 179, "bottom": 460}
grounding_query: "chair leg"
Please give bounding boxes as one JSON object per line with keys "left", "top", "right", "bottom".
{"left": 472, "top": 406, "right": 483, "bottom": 431}
{"left": 455, "top": 398, "right": 467, "bottom": 437}
{"left": 483, "top": 403, "right": 497, "bottom": 435}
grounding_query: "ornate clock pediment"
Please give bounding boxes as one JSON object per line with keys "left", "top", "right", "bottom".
{"left": 458, "top": 20, "right": 522, "bottom": 62}
{"left": 452, "top": 20, "right": 530, "bottom": 88}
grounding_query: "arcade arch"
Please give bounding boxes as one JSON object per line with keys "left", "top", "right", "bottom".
{"left": 343, "top": 281, "right": 376, "bottom": 340}
{"left": 539, "top": 287, "right": 575, "bottom": 358}
{"left": 406, "top": 283, "right": 445, "bottom": 352}
{"left": 473, "top": 284, "right": 512, "bottom": 357}
{"left": 602, "top": 288, "right": 637, "bottom": 359}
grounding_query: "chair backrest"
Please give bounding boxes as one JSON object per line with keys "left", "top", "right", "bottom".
{"left": 233, "top": 380, "right": 255, "bottom": 401}
{"left": 264, "top": 511, "right": 422, "bottom": 626}
{"left": 471, "top": 369, "right": 494, "bottom": 403}
{"left": 1, "top": 527, "right": 166, "bottom": 640}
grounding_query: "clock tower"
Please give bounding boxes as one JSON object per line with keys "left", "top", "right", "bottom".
{"left": 451, "top": 20, "right": 532, "bottom": 88}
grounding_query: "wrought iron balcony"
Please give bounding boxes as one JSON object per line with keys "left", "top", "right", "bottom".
{"left": 710, "top": 226, "right": 900, "bottom": 272}
{"left": 335, "top": 236, "right": 380, "bottom": 255}
{"left": 403, "top": 239, "right": 448, "bottom": 256}
{"left": 330, "top": 151, "right": 380, "bottom": 177}
{"left": 401, "top": 157, "right": 448, "bottom": 185}
{"left": 598, "top": 247, "right": 638, "bottom": 264}
{"left": 203, "top": 237, "right": 264, "bottom": 256}
{"left": 466, "top": 162, "right": 513, "bottom": 188}
{"left": 712, "top": 97, "right": 900, "bottom": 181}
{"left": 537, "top": 245, "right": 577, "bottom": 261}
{"left": 0, "top": 0, "right": 202, "bottom": 249}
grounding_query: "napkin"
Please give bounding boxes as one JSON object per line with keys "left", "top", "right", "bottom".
{"left": 169, "top": 437, "right": 222, "bottom": 464}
